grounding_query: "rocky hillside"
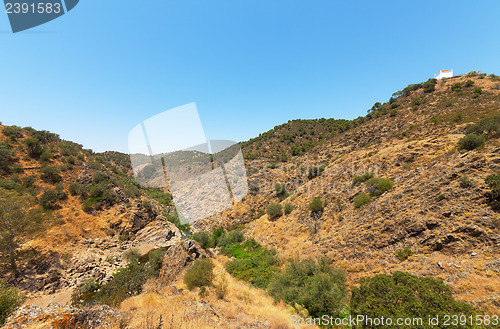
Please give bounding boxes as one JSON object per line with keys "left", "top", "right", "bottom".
{"left": 196, "top": 73, "right": 500, "bottom": 313}
{"left": 1, "top": 73, "right": 499, "bottom": 328}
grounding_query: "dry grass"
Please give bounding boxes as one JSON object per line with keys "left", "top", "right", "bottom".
{"left": 117, "top": 255, "right": 317, "bottom": 329}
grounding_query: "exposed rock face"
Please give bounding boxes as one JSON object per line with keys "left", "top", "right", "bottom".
{"left": 159, "top": 240, "right": 208, "bottom": 285}
{"left": 3, "top": 302, "right": 124, "bottom": 329}
{"left": 133, "top": 218, "right": 181, "bottom": 249}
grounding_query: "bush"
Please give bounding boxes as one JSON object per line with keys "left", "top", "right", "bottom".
{"left": 0, "top": 143, "right": 15, "bottom": 173}
{"left": 473, "top": 87, "right": 482, "bottom": 96}
{"left": 225, "top": 238, "right": 279, "bottom": 288}
{"left": 308, "top": 165, "right": 325, "bottom": 180}
{"left": 266, "top": 203, "right": 283, "bottom": 220}
{"left": 485, "top": 173, "right": 500, "bottom": 211}
{"left": 308, "top": 197, "right": 324, "bottom": 214}
{"left": 465, "top": 113, "right": 500, "bottom": 138}
{"left": 350, "top": 271, "right": 476, "bottom": 329}
{"left": 464, "top": 79, "right": 474, "bottom": 87}
{"left": 1, "top": 126, "right": 22, "bottom": 141}
{"left": 458, "top": 134, "right": 485, "bottom": 150}
{"left": 249, "top": 181, "right": 260, "bottom": 195}
{"left": 24, "top": 138, "right": 43, "bottom": 159}
{"left": 451, "top": 82, "right": 462, "bottom": 92}
{"left": 460, "top": 175, "right": 473, "bottom": 188}
{"left": 268, "top": 258, "right": 347, "bottom": 318}
{"left": 284, "top": 203, "right": 294, "bottom": 215}
{"left": 423, "top": 79, "right": 437, "bottom": 93}
{"left": 0, "top": 279, "right": 26, "bottom": 326}
{"left": 40, "top": 189, "right": 67, "bottom": 209}
{"left": 217, "top": 230, "right": 245, "bottom": 249}
{"left": 395, "top": 248, "right": 413, "bottom": 261}
{"left": 39, "top": 149, "right": 52, "bottom": 162}
{"left": 184, "top": 258, "right": 214, "bottom": 290}
{"left": 68, "top": 183, "right": 88, "bottom": 197}
{"left": 354, "top": 193, "right": 371, "bottom": 208}
{"left": 40, "top": 166, "right": 62, "bottom": 184}
{"left": 22, "top": 176, "right": 36, "bottom": 188}
{"left": 366, "top": 178, "right": 394, "bottom": 196}
{"left": 193, "top": 231, "right": 210, "bottom": 249}
{"left": 352, "top": 171, "right": 373, "bottom": 185}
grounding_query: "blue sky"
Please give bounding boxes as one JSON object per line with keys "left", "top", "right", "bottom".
{"left": 1, "top": 0, "right": 499, "bottom": 153}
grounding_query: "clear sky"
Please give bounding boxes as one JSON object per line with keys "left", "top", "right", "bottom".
{"left": 1, "top": 1, "right": 499, "bottom": 153}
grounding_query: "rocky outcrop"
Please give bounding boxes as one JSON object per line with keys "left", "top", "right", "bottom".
{"left": 159, "top": 240, "right": 208, "bottom": 285}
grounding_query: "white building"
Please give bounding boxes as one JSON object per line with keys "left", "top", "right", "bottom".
{"left": 434, "top": 69, "right": 453, "bottom": 80}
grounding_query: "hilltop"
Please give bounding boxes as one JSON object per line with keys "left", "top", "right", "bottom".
{"left": 1, "top": 72, "right": 499, "bottom": 328}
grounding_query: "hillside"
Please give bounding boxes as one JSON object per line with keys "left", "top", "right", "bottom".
{"left": 1, "top": 72, "right": 500, "bottom": 328}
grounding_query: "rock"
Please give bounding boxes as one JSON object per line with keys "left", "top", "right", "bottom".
{"left": 437, "top": 261, "right": 444, "bottom": 269}
{"left": 471, "top": 252, "right": 477, "bottom": 257}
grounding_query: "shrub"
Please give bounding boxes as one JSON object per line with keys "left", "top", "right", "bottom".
{"left": 217, "top": 230, "right": 245, "bottom": 249}
{"left": 453, "top": 112, "right": 463, "bottom": 122}
{"left": 460, "top": 175, "right": 473, "bottom": 188}
{"left": 352, "top": 171, "right": 373, "bottom": 185}
{"left": 451, "top": 82, "right": 462, "bottom": 92}
{"left": 0, "top": 143, "right": 15, "bottom": 173}
{"left": 193, "top": 231, "right": 210, "bottom": 249}
{"left": 350, "top": 271, "right": 476, "bottom": 329}
{"left": 389, "top": 109, "right": 398, "bottom": 117}
{"left": 22, "top": 176, "right": 36, "bottom": 188}
{"left": 268, "top": 258, "right": 347, "bottom": 318}
{"left": 473, "top": 87, "right": 482, "bottom": 98}
{"left": 40, "top": 166, "right": 62, "bottom": 184}
{"left": 249, "top": 181, "right": 260, "bottom": 195}
{"left": 184, "top": 258, "right": 214, "bottom": 290}
{"left": 423, "top": 79, "right": 437, "bottom": 93}
{"left": 266, "top": 202, "right": 283, "bottom": 220}
{"left": 1, "top": 126, "right": 22, "bottom": 141}
{"left": 354, "top": 193, "right": 371, "bottom": 208}
{"left": 284, "top": 203, "right": 294, "bottom": 215}
{"left": 485, "top": 173, "right": 500, "bottom": 211}
{"left": 24, "top": 138, "right": 43, "bottom": 158}
{"left": 308, "top": 165, "right": 325, "bottom": 180}
{"left": 464, "top": 79, "right": 474, "bottom": 87}
{"left": 39, "top": 149, "right": 52, "bottom": 162}
{"left": 458, "top": 134, "right": 485, "bottom": 150}
{"left": 68, "top": 183, "right": 87, "bottom": 197}
{"left": 395, "top": 248, "right": 413, "bottom": 261}
{"left": 40, "top": 189, "right": 67, "bottom": 209}
{"left": 0, "top": 279, "right": 26, "bottom": 326}
{"left": 268, "top": 162, "right": 278, "bottom": 169}
{"left": 366, "top": 178, "right": 394, "bottom": 196}
{"left": 225, "top": 238, "right": 279, "bottom": 288}
{"left": 465, "top": 113, "right": 500, "bottom": 138}
{"left": 308, "top": 198, "right": 324, "bottom": 214}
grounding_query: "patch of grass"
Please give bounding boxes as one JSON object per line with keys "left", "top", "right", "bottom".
{"left": 352, "top": 171, "right": 374, "bottom": 185}
{"left": 366, "top": 178, "right": 394, "bottom": 196}
{"left": 225, "top": 238, "right": 280, "bottom": 288}
{"left": 395, "top": 248, "right": 413, "bottom": 261}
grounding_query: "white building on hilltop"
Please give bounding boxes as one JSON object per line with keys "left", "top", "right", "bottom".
{"left": 435, "top": 69, "right": 453, "bottom": 80}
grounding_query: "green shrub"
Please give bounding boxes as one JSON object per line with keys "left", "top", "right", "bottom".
{"left": 22, "top": 176, "right": 36, "bottom": 188}
{"left": 1, "top": 126, "right": 22, "bottom": 141}
{"left": 485, "top": 173, "right": 500, "bottom": 211}
{"left": 473, "top": 87, "right": 482, "bottom": 97}
{"left": 144, "top": 187, "right": 172, "bottom": 206}
{"left": 451, "top": 82, "right": 462, "bottom": 92}
{"left": 458, "top": 134, "right": 485, "bottom": 150}
{"left": 453, "top": 112, "right": 463, "bottom": 122}
{"left": 217, "top": 230, "right": 244, "bottom": 249}
{"left": 465, "top": 113, "right": 500, "bottom": 138}
{"left": 225, "top": 238, "right": 279, "bottom": 288}
{"left": 24, "top": 138, "right": 43, "bottom": 158}
{"left": 354, "top": 193, "right": 371, "bottom": 208}
{"left": 284, "top": 203, "right": 294, "bottom": 215}
{"left": 193, "top": 231, "right": 211, "bottom": 249}
{"left": 40, "top": 166, "right": 62, "bottom": 184}
{"left": 423, "top": 79, "right": 437, "bottom": 93}
{"left": 268, "top": 258, "right": 347, "bottom": 318}
{"left": 274, "top": 183, "right": 289, "bottom": 200}
{"left": 308, "top": 197, "right": 324, "bottom": 214}
{"left": 366, "top": 178, "right": 394, "bottom": 196}
{"left": 350, "top": 271, "right": 476, "bottom": 329}
{"left": 0, "top": 279, "right": 26, "bottom": 326}
{"left": 268, "top": 162, "right": 278, "bottom": 169}
{"left": 0, "top": 143, "right": 15, "bottom": 173}
{"left": 460, "top": 175, "right": 473, "bottom": 188}
{"left": 266, "top": 203, "right": 283, "bottom": 220}
{"left": 68, "top": 183, "right": 88, "bottom": 197}
{"left": 352, "top": 171, "right": 373, "bottom": 185}
{"left": 308, "top": 165, "right": 325, "bottom": 180}
{"left": 39, "top": 149, "right": 52, "bottom": 162}
{"left": 40, "top": 189, "right": 67, "bottom": 209}
{"left": 184, "top": 258, "right": 214, "bottom": 290}
{"left": 395, "top": 248, "right": 413, "bottom": 261}
{"left": 464, "top": 79, "right": 474, "bottom": 87}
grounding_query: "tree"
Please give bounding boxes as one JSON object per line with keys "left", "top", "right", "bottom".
{"left": 24, "top": 138, "right": 43, "bottom": 159}
{"left": 0, "top": 191, "right": 29, "bottom": 277}
{"left": 0, "top": 279, "right": 25, "bottom": 326}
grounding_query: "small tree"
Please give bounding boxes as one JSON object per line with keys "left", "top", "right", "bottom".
{"left": 193, "top": 231, "right": 210, "bottom": 249}
{"left": 458, "top": 134, "right": 485, "bottom": 150}
{"left": 0, "top": 191, "right": 30, "bottom": 277}
{"left": 0, "top": 279, "right": 25, "bottom": 326}
{"left": 184, "top": 258, "right": 214, "bottom": 290}
{"left": 284, "top": 203, "right": 294, "bottom": 215}
{"left": 308, "top": 198, "right": 324, "bottom": 215}
{"left": 24, "top": 138, "right": 43, "bottom": 159}
{"left": 354, "top": 193, "right": 371, "bottom": 208}
{"left": 266, "top": 203, "right": 283, "bottom": 220}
